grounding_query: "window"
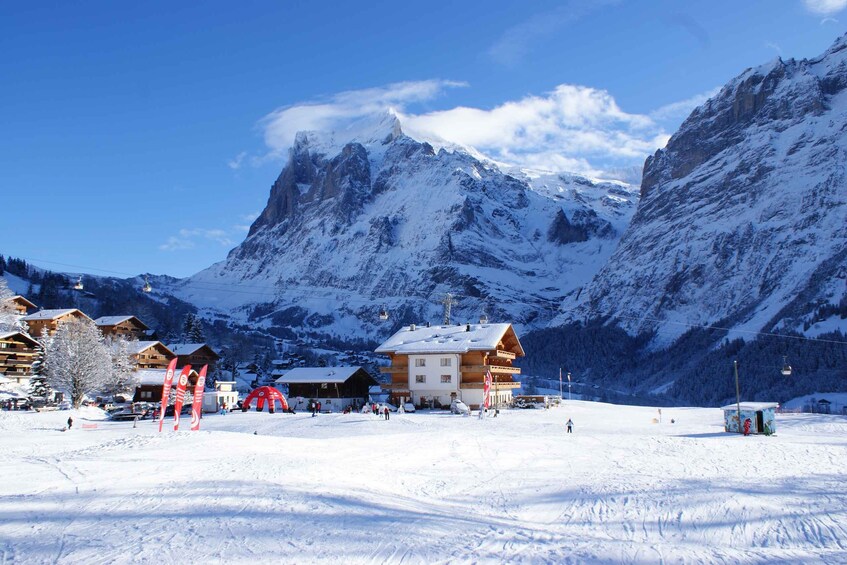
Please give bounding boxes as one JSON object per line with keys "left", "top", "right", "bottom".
{"left": 141, "top": 391, "right": 152, "bottom": 399}
{"left": 441, "top": 375, "right": 452, "bottom": 384}
{"left": 415, "top": 375, "right": 426, "bottom": 383}
{"left": 415, "top": 358, "right": 426, "bottom": 367}
{"left": 440, "top": 358, "right": 451, "bottom": 367}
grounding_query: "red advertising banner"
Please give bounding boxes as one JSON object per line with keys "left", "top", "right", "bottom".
{"left": 158, "top": 358, "right": 178, "bottom": 432}
{"left": 189, "top": 365, "right": 208, "bottom": 431}
{"left": 483, "top": 369, "right": 492, "bottom": 410}
{"left": 172, "top": 365, "right": 192, "bottom": 431}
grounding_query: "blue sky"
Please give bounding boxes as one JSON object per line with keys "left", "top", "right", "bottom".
{"left": 1, "top": 0, "right": 844, "bottom": 278}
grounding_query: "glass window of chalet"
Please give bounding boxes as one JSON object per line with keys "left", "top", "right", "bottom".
{"left": 415, "top": 375, "right": 425, "bottom": 383}
{"left": 440, "top": 358, "right": 451, "bottom": 367}
{"left": 441, "top": 375, "right": 451, "bottom": 383}
{"left": 415, "top": 359, "right": 426, "bottom": 367}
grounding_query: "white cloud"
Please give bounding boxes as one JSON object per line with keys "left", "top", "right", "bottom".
{"left": 255, "top": 81, "right": 718, "bottom": 178}
{"left": 401, "top": 84, "right": 671, "bottom": 175}
{"left": 258, "top": 80, "right": 466, "bottom": 159}
{"left": 803, "top": 0, "right": 847, "bottom": 14}
{"left": 227, "top": 151, "right": 248, "bottom": 170}
{"left": 488, "top": 0, "right": 620, "bottom": 66}
{"left": 159, "top": 228, "right": 234, "bottom": 252}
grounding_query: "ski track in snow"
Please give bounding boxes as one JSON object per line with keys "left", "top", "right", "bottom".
{"left": 1, "top": 403, "right": 846, "bottom": 564}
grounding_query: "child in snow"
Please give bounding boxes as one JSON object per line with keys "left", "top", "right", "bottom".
{"left": 67, "top": 416, "right": 73, "bottom": 430}
{"left": 566, "top": 418, "right": 573, "bottom": 433}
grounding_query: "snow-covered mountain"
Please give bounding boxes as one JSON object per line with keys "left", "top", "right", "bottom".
{"left": 561, "top": 33, "right": 847, "bottom": 346}
{"left": 174, "top": 113, "right": 638, "bottom": 338}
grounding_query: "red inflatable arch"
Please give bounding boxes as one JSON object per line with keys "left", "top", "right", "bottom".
{"left": 242, "top": 386, "right": 289, "bottom": 413}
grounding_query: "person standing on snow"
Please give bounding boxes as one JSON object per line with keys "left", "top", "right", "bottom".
{"left": 67, "top": 416, "right": 73, "bottom": 430}
{"left": 383, "top": 406, "right": 390, "bottom": 420}
{"left": 566, "top": 418, "right": 573, "bottom": 433}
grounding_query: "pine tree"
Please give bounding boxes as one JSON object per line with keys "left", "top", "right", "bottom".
{"left": 44, "top": 318, "right": 113, "bottom": 408}
{"left": 182, "top": 313, "right": 205, "bottom": 343}
{"left": 28, "top": 337, "right": 51, "bottom": 400}
{"left": 0, "top": 278, "right": 26, "bottom": 333}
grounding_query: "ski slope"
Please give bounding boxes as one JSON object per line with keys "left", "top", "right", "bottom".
{"left": 2, "top": 402, "right": 845, "bottom": 564}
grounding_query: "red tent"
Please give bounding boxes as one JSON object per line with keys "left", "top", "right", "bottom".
{"left": 242, "top": 386, "right": 289, "bottom": 413}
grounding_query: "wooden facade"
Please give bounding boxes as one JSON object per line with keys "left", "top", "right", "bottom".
{"left": 0, "top": 332, "right": 39, "bottom": 385}
{"left": 95, "top": 316, "right": 150, "bottom": 340}
{"left": 4, "top": 296, "right": 37, "bottom": 316}
{"left": 132, "top": 341, "right": 175, "bottom": 370}
{"left": 167, "top": 343, "right": 220, "bottom": 372}
{"left": 376, "top": 323, "right": 524, "bottom": 409}
{"left": 133, "top": 368, "right": 201, "bottom": 403}
{"left": 23, "top": 309, "right": 91, "bottom": 337}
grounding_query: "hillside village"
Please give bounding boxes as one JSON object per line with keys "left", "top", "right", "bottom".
{"left": 1, "top": 277, "right": 534, "bottom": 415}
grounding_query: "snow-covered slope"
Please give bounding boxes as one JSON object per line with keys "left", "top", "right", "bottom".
{"left": 175, "top": 113, "right": 637, "bottom": 338}
{"left": 563, "top": 33, "right": 847, "bottom": 345}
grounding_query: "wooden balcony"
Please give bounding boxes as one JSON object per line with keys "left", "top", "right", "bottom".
{"left": 460, "top": 364, "right": 521, "bottom": 375}
{"left": 379, "top": 366, "right": 409, "bottom": 374}
{"left": 461, "top": 381, "right": 522, "bottom": 389}
{"left": 489, "top": 350, "right": 516, "bottom": 360}
{"left": 379, "top": 383, "right": 411, "bottom": 391}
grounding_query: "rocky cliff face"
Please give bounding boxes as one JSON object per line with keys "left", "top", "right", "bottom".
{"left": 565, "top": 33, "right": 847, "bottom": 345}
{"left": 176, "top": 113, "right": 637, "bottom": 338}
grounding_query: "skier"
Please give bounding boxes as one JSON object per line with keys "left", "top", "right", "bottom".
{"left": 67, "top": 416, "right": 73, "bottom": 430}
{"left": 566, "top": 418, "right": 573, "bottom": 433}
{"left": 316, "top": 401, "right": 322, "bottom": 414}
{"left": 383, "top": 406, "right": 390, "bottom": 421}
{"left": 743, "top": 418, "right": 752, "bottom": 436}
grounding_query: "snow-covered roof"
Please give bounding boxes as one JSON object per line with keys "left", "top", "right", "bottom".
{"left": 135, "top": 368, "right": 198, "bottom": 386}
{"left": 23, "top": 308, "right": 87, "bottom": 321}
{"left": 94, "top": 315, "right": 149, "bottom": 329}
{"left": 720, "top": 402, "right": 779, "bottom": 411}
{"left": 375, "top": 323, "right": 524, "bottom": 355}
{"left": 131, "top": 341, "right": 173, "bottom": 356}
{"left": 275, "top": 366, "right": 369, "bottom": 384}
{"left": 0, "top": 331, "right": 38, "bottom": 346}
{"left": 135, "top": 369, "right": 169, "bottom": 386}
{"left": 167, "top": 343, "right": 218, "bottom": 357}
{"left": 4, "top": 295, "right": 36, "bottom": 309}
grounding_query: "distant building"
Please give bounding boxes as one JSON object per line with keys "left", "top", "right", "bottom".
{"left": 167, "top": 343, "right": 220, "bottom": 372}
{"left": 275, "top": 366, "right": 377, "bottom": 412}
{"left": 0, "top": 331, "right": 39, "bottom": 386}
{"left": 95, "top": 316, "right": 151, "bottom": 340}
{"left": 3, "top": 296, "right": 37, "bottom": 316}
{"left": 375, "top": 322, "right": 524, "bottom": 409}
{"left": 23, "top": 308, "right": 92, "bottom": 336}
{"left": 721, "top": 402, "right": 779, "bottom": 435}
{"left": 133, "top": 367, "right": 200, "bottom": 403}
{"left": 130, "top": 341, "right": 175, "bottom": 370}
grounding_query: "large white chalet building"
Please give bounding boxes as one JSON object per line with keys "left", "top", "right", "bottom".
{"left": 375, "top": 322, "right": 524, "bottom": 409}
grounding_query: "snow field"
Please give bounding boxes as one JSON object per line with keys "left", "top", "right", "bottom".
{"left": 2, "top": 402, "right": 846, "bottom": 564}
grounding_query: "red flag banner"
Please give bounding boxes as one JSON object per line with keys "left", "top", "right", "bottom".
{"left": 172, "top": 365, "right": 192, "bottom": 431}
{"left": 190, "top": 365, "right": 208, "bottom": 431}
{"left": 158, "top": 358, "right": 178, "bottom": 432}
{"left": 483, "top": 370, "right": 492, "bottom": 409}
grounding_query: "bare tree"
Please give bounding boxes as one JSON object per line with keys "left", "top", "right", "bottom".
{"left": 44, "top": 318, "right": 112, "bottom": 408}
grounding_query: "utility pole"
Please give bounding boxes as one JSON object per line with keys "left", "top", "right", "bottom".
{"left": 559, "top": 368, "right": 563, "bottom": 401}
{"left": 441, "top": 293, "right": 455, "bottom": 325}
{"left": 734, "top": 360, "right": 742, "bottom": 434}
{"left": 567, "top": 372, "right": 572, "bottom": 401}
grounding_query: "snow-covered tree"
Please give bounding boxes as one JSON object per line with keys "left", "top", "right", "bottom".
{"left": 28, "top": 333, "right": 51, "bottom": 400}
{"left": 104, "top": 336, "right": 139, "bottom": 400}
{"left": 44, "top": 317, "right": 112, "bottom": 408}
{"left": 182, "top": 313, "right": 205, "bottom": 343}
{"left": 0, "top": 278, "right": 26, "bottom": 333}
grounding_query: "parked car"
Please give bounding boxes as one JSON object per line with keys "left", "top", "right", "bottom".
{"left": 57, "top": 401, "right": 71, "bottom": 410}
{"left": 402, "top": 402, "right": 416, "bottom": 413}
{"left": 450, "top": 399, "right": 470, "bottom": 415}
